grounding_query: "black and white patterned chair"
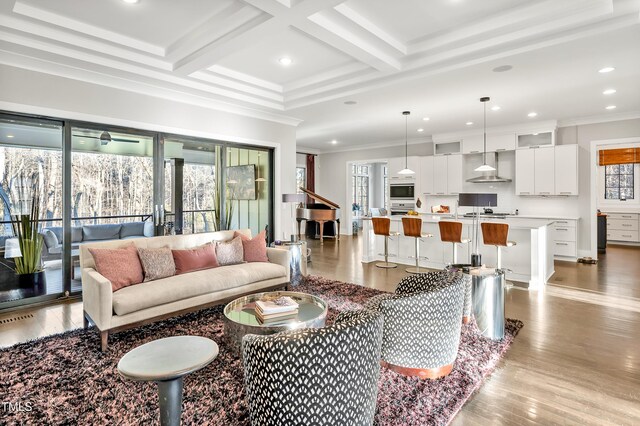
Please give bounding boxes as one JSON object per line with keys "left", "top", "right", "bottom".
{"left": 397, "top": 269, "right": 472, "bottom": 323}
{"left": 365, "top": 272, "right": 465, "bottom": 379}
{"left": 242, "top": 309, "right": 383, "bottom": 426}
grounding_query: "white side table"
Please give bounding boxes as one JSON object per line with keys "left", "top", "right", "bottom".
{"left": 118, "top": 336, "right": 218, "bottom": 426}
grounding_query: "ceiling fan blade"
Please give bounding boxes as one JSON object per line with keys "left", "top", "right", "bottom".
{"left": 111, "top": 138, "right": 140, "bottom": 143}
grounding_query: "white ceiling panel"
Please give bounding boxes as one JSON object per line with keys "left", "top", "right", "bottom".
{"left": 341, "top": 0, "right": 532, "bottom": 44}
{"left": 215, "top": 27, "right": 358, "bottom": 86}
{"left": 13, "top": 0, "right": 236, "bottom": 50}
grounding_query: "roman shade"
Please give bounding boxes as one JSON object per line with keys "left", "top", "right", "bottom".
{"left": 598, "top": 148, "right": 640, "bottom": 166}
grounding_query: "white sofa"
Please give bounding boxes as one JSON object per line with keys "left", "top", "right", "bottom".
{"left": 80, "top": 229, "right": 290, "bottom": 351}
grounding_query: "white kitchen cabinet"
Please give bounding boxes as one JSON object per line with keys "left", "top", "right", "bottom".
{"left": 434, "top": 141, "right": 461, "bottom": 155}
{"left": 486, "top": 133, "right": 516, "bottom": 152}
{"left": 419, "top": 156, "right": 434, "bottom": 195}
{"left": 516, "top": 131, "right": 555, "bottom": 149}
{"left": 387, "top": 156, "right": 417, "bottom": 181}
{"left": 446, "top": 154, "right": 463, "bottom": 195}
{"left": 515, "top": 149, "right": 535, "bottom": 195}
{"left": 534, "top": 147, "right": 555, "bottom": 195}
{"left": 433, "top": 157, "right": 448, "bottom": 195}
{"left": 554, "top": 145, "right": 578, "bottom": 195}
{"left": 515, "top": 146, "right": 557, "bottom": 195}
{"left": 604, "top": 212, "right": 640, "bottom": 243}
{"left": 462, "top": 135, "right": 484, "bottom": 154}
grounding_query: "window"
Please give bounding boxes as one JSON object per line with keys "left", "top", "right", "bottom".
{"left": 605, "top": 164, "right": 634, "bottom": 200}
{"left": 296, "top": 167, "right": 306, "bottom": 193}
{"left": 352, "top": 164, "right": 369, "bottom": 215}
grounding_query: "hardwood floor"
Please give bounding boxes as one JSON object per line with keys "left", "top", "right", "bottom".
{"left": 1, "top": 236, "right": 639, "bottom": 425}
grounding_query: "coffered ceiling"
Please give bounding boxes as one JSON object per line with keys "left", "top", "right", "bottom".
{"left": 0, "top": 0, "right": 639, "bottom": 150}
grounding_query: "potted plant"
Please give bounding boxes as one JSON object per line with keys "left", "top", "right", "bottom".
{"left": 212, "top": 181, "right": 236, "bottom": 231}
{"left": 10, "top": 175, "right": 46, "bottom": 293}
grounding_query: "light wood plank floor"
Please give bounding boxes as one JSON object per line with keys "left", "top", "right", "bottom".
{"left": 1, "top": 236, "right": 639, "bottom": 425}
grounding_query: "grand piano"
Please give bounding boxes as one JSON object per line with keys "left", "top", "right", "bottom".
{"left": 296, "top": 188, "right": 340, "bottom": 245}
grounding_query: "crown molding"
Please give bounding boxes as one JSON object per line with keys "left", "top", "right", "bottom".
{"left": 314, "top": 136, "right": 431, "bottom": 154}
{"left": 558, "top": 111, "right": 640, "bottom": 127}
{"left": 432, "top": 120, "right": 558, "bottom": 142}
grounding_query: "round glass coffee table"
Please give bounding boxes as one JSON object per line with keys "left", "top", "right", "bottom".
{"left": 223, "top": 291, "right": 328, "bottom": 355}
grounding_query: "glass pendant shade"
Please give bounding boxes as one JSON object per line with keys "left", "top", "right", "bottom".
{"left": 398, "top": 168, "right": 415, "bottom": 175}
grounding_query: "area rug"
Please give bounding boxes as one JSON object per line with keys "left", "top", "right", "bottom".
{"left": 0, "top": 275, "right": 523, "bottom": 425}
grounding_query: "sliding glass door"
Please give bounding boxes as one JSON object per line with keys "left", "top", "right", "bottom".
{"left": 0, "top": 115, "right": 64, "bottom": 307}
{"left": 70, "top": 126, "right": 155, "bottom": 291}
{"left": 0, "top": 110, "right": 275, "bottom": 310}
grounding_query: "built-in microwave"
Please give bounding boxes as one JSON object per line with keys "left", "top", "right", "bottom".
{"left": 390, "top": 183, "right": 415, "bottom": 200}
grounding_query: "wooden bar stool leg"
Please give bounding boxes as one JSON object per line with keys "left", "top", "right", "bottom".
{"left": 376, "top": 235, "right": 397, "bottom": 269}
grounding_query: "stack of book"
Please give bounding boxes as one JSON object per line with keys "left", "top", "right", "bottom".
{"left": 255, "top": 296, "right": 299, "bottom": 324}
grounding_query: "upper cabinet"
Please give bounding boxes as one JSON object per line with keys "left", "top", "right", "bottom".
{"left": 419, "top": 156, "right": 434, "bottom": 195}
{"left": 515, "top": 145, "right": 578, "bottom": 196}
{"left": 434, "top": 141, "right": 461, "bottom": 156}
{"left": 486, "top": 133, "right": 516, "bottom": 152}
{"left": 424, "top": 155, "right": 461, "bottom": 196}
{"left": 387, "top": 156, "right": 418, "bottom": 181}
{"left": 555, "top": 145, "right": 579, "bottom": 196}
{"left": 463, "top": 133, "right": 515, "bottom": 154}
{"left": 516, "top": 131, "right": 555, "bottom": 149}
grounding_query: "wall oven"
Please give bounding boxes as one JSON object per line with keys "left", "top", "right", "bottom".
{"left": 390, "top": 182, "right": 415, "bottom": 200}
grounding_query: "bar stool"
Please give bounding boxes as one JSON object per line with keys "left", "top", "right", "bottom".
{"left": 480, "top": 222, "right": 516, "bottom": 270}
{"left": 438, "top": 221, "right": 470, "bottom": 265}
{"left": 373, "top": 217, "right": 399, "bottom": 268}
{"left": 402, "top": 217, "right": 434, "bottom": 274}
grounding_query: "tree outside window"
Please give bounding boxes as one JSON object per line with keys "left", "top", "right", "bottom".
{"left": 605, "top": 164, "right": 634, "bottom": 200}
{"left": 352, "top": 164, "right": 369, "bottom": 216}
{"left": 296, "top": 167, "right": 306, "bottom": 193}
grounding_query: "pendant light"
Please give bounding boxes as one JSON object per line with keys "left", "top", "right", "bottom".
{"left": 474, "top": 97, "right": 496, "bottom": 172}
{"left": 255, "top": 152, "right": 266, "bottom": 182}
{"left": 398, "top": 111, "right": 415, "bottom": 175}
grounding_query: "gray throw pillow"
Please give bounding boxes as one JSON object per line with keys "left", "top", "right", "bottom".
{"left": 216, "top": 236, "right": 244, "bottom": 266}
{"left": 137, "top": 246, "right": 176, "bottom": 282}
{"left": 42, "top": 230, "right": 59, "bottom": 249}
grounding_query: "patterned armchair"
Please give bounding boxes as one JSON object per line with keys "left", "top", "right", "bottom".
{"left": 365, "top": 272, "right": 465, "bottom": 379}
{"left": 242, "top": 309, "right": 383, "bottom": 426}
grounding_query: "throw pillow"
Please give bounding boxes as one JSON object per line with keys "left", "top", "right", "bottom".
{"left": 216, "top": 236, "right": 244, "bottom": 266}
{"left": 172, "top": 243, "right": 219, "bottom": 275}
{"left": 137, "top": 246, "right": 176, "bottom": 282}
{"left": 88, "top": 243, "right": 144, "bottom": 292}
{"left": 235, "top": 230, "right": 268, "bottom": 262}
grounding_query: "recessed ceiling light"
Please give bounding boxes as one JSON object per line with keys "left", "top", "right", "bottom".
{"left": 331, "top": 139, "right": 337, "bottom": 144}
{"left": 603, "top": 89, "right": 617, "bottom": 95}
{"left": 6, "top": 134, "right": 14, "bottom": 138}
{"left": 598, "top": 67, "right": 615, "bottom": 73}
{"left": 279, "top": 57, "right": 293, "bottom": 66}
{"left": 422, "top": 117, "right": 430, "bottom": 121}
{"left": 491, "top": 106, "right": 501, "bottom": 111}
{"left": 493, "top": 65, "right": 513, "bottom": 73}
{"left": 122, "top": 0, "right": 139, "bottom": 3}
{"left": 417, "top": 128, "right": 424, "bottom": 132}
{"left": 606, "top": 105, "right": 617, "bottom": 110}
{"left": 527, "top": 112, "right": 538, "bottom": 118}
{"left": 466, "top": 121, "right": 473, "bottom": 126}
{"left": 344, "top": 100, "right": 357, "bottom": 105}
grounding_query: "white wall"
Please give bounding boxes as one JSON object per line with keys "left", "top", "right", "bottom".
{"left": 315, "top": 118, "right": 640, "bottom": 256}
{"left": 0, "top": 64, "right": 298, "bottom": 238}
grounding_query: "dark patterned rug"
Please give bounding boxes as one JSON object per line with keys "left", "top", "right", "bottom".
{"left": 0, "top": 275, "right": 523, "bottom": 425}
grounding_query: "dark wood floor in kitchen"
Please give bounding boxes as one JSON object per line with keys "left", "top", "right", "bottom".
{"left": 1, "top": 236, "right": 639, "bottom": 425}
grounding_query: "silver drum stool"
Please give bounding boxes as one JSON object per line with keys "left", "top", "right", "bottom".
{"left": 469, "top": 267, "right": 505, "bottom": 339}
{"left": 270, "top": 241, "right": 306, "bottom": 286}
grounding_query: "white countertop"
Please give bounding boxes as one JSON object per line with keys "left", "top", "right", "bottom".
{"left": 365, "top": 215, "right": 554, "bottom": 229}
{"left": 414, "top": 212, "right": 580, "bottom": 221}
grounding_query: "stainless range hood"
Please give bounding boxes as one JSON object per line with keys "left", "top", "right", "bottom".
{"left": 467, "top": 152, "right": 512, "bottom": 183}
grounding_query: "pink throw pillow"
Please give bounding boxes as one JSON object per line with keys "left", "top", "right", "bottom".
{"left": 237, "top": 230, "right": 269, "bottom": 263}
{"left": 172, "top": 243, "right": 219, "bottom": 275}
{"left": 88, "top": 243, "right": 144, "bottom": 292}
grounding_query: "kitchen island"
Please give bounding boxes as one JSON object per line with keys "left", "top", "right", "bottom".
{"left": 362, "top": 215, "right": 555, "bottom": 289}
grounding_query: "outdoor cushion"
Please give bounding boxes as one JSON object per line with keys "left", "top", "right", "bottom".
{"left": 120, "top": 222, "right": 145, "bottom": 238}
{"left": 43, "top": 226, "right": 83, "bottom": 244}
{"left": 112, "top": 262, "right": 286, "bottom": 316}
{"left": 83, "top": 224, "right": 122, "bottom": 241}
{"left": 42, "top": 230, "right": 59, "bottom": 249}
